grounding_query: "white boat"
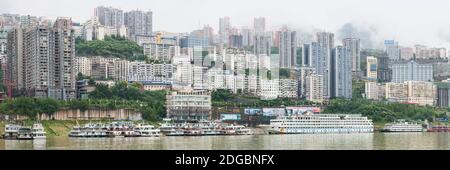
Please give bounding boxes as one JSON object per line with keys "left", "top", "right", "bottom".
{"left": 221, "top": 124, "right": 253, "bottom": 135}
{"left": 32, "top": 123, "right": 46, "bottom": 139}
{"left": 262, "top": 113, "right": 374, "bottom": 134}
{"left": 17, "top": 126, "right": 33, "bottom": 140}
{"left": 68, "top": 125, "right": 86, "bottom": 137}
{"left": 159, "top": 119, "right": 178, "bottom": 133}
{"left": 132, "top": 124, "right": 160, "bottom": 137}
{"left": 381, "top": 120, "right": 424, "bottom": 132}
{"left": 3, "top": 124, "right": 21, "bottom": 139}
{"left": 235, "top": 125, "right": 253, "bottom": 135}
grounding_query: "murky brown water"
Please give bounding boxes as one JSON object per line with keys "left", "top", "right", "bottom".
{"left": 1, "top": 132, "right": 450, "bottom": 150}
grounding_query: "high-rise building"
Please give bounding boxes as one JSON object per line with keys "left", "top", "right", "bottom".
{"left": 94, "top": 6, "right": 124, "bottom": 29}
{"left": 6, "top": 27, "right": 25, "bottom": 90}
{"left": 365, "top": 82, "right": 385, "bottom": 100}
{"left": 305, "top": 74, "right": 323, "bottom": 103}
{"left": 385, "top": 81, "right": 436, "bottom": 106}
{"left": 219, "top": 17, "right": 231, "bottom": 45}
{"left": 124, "top": 10, "right": 153, "bottom": 38}
{"left": 366, "top": 56, "right": 378, "bottom": 80}
{"left": 391, "top": 60, "right": 433, "bottom": 83}
{"left": 254, "top": 34, "right": 271, "bottom": 56}
{"left": 8, "top": 18, "right": 77, "bottom": 100}
{"left": 297, "top": 67, "right": 315, "bottom": 98}
{"left": 399, "top": 47, "right": 414, "bottom": 60}
{"left": 48, "top": 18, "right": 77, "bottom": 100}
{"left": 228, "top": 34, "right": 243, "bottom": 49}
{"left": 311, "top": 32, "right": 334, "bottom": 98}
{"left": 436, "top": 81, "right": 450, "bottom": 107}
{"left": 279, "top": 78, "right": 298, "bottom": 98}
{"left": 301, "top": 44, "right": 311, "bottom": 66}
{"left": 331, "top": 46, "right": 352, "bottom": 99}
{"left": 343, "top": 38, "right": 361, "bottom": 73}
{"left": 240, "top": 28, "right": 253, "bottom": 47}
{"left": 385, "top": 40, "right": 400, "bottom": 60}
{"left": 377, "top": 54, "right": 392, "bottom": 82}
{"left": 254, "top": 17, "right": 266, "bottom": 34}
{"left": 23, "top": 26, "right": 51, "bottom": 98}
{"left": 278, "top": 27, "right": 297, "bottom": 68}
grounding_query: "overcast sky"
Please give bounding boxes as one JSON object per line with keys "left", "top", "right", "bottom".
{"left": 2, "top": 0, "right": 450, "bottom": 49}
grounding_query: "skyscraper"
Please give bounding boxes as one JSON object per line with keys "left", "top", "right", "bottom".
{"left": 311, "top": 32, "right": 334, "bottom": 98}
{"left": 253, "top": 17, "right": 266, "bottom": 34}
{"left": 24, "top": 26, "right": 51, "bottom": 98}
{"left": 254, "top": 33, "right": 271, "bottom": 56}
{"left": 94, "top": 6, "right": 124, "bottom": 29}
{"left": 385, "top": 40, "right": 400, "bottom": 60}
{"left": 124, "top": 10, "right": 153, "bottom": 38}
{"left": 49, "top": 18, "right": 76, "bottom": 100}
{"left": 301, "top": 44, "right": 311, "bottom": 66}
{"left": 7, "top": 17, "right": 77, "bottom": 100}
{"left": 219, "top": 17, "right": 231, "bottom": 45}
{"left": 278, "top": 27, "right": 297, "bottom": 68}
{"left": 343, "top": 38, "right": 361, "bottom": 73}
{"left": 6, "top": 27, "right": 25, "bottom": 90}
{"left": 366, "top": 56, "right": 378, "bottom": 80}
{"left": 331, "top": 46, "right": 352, "bottom": 99}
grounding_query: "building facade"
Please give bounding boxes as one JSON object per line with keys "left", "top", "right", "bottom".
{"left": 166, "top": 90, "right": 212, "bottom": 121}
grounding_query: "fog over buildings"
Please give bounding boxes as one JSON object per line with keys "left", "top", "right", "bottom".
{"left": 2, "top": 0, "right": 450, "bottom": 49}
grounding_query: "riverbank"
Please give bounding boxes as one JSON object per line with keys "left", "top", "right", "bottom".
{"left": 0, "top": 120, "right": 161, "bottom": 137}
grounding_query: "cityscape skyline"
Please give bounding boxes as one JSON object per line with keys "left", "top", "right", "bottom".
{"left": 2, "top": 0, "right": 450, "bottom": 49}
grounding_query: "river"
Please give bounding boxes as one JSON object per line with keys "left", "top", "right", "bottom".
{"left": 1, "top": 132, "right": 450, "bottom": 150}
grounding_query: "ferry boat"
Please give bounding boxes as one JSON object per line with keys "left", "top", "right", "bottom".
{"left": 17, "top": 126, "right": 33, "bottom": 140}
{"left": 3, "top": 124, "right": 21, "bottom": 139}
{"left": 31, "top": 123, "right": 46, "bottom": 139}
{"left": 381, "top": 120, "right": 424, "bottom": 132}
{"left": 262, "top": 113, "right": 374, "bottom": 134}
{"left": 164, "top": 129, "right": 185, "bottom": 136}
{"left": 198, "top": 120, "right": 222, "bottom": 135}
{"left": 130, "top": 124, "right": 160, "bottom": 137}
{"left": 220, "top": 124, "right": 253, "bottom": 135}
{"left": 427, "top": 125, "right": 450, "bottom": 132}
{"left": 107, "top": 121, "right": 136, "bottom": 137}
{"left": 159, "top": 118, "right": 178, "bottom": 134}
{"left": 68, "top": 125, "right": 85, "bottom": 137}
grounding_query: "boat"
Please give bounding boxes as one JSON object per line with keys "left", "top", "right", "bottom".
{"left": 164, "top": 129, "right": 185, "bottom": 136}
{"left": 17, "top": 126, "right": 33, "bottom": 140}
{"left": 130, "top": 123, "right": 160, "bottom": 137}
{"left": 262, "top": 113, "right": 374, "bottom": 134}
{"left": 159, "top": 119, "right": 178, "bottom": 134}
{"left": 235, "top": 125, "right": 253, "bottom": 135}
{"left": 107, "top": 121, "right": 135, "bottom": 137}
{"left": 3, "top": 124, "right": 21, "bottom": 140}
{"left": 427, "top": 125, "right": 450, "bottom": 132}
{"left": 381, "top": 120, "right": 424, "bottom": 132}
{"left": 31, "top": 123, "right": 46, "bottom": 139}
{"left": 198, "top": 120, "right": 222, "bottom": 136}
{"left": 68, "top": 125, "right": 86, "bottom": 137}
{"left": 69, "top": 123, "right": 108, "bottom": 138}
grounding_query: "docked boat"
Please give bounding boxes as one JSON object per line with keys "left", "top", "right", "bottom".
{"left": 3, "top": 124, "right": 21, "bottom": 140}
{"left": 381, "top": 120, "right": 424, "bottom": 132}
{"left": 164, "top": 129, "right": 185, "bottom": 136}
{"left": 107, "top": 121, "right": 136, "bottom": 137}
{"left": 427, "top": 125, "right": 450, "bottom": 132}
{"left": 17, "top": 126, "right": 33, "bottom": 140}
{"left": 262, "top": 113, "right": 374, "bottom": 134}
{"left": 130, "top": 124, "right": 160, "bottom": 137}
{"left": 159, "top": 119, "right": 178, "bottom": 134}
{"left": 68, "top": 125, "right": 86, "bottom": 137}
{"left": 32, "top": 123, "right": 47, "bottom": 139}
